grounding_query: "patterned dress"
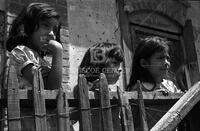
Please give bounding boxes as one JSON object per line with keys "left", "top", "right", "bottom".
{"left": 10, "top": 45, "right": 51, "bottom": 89}
{"left": 10, "top": 45, "right": 58, "bottom": 131}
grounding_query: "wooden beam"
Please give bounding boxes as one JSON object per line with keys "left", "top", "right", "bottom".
{"left": 99, "top": 73, "right": 113, "bottom": 131}
{"left": 150, "top": 82, "right": 200, "bottom": 131}
{"left": 7, "top": 66, "right": 21, "bottom": 131}
{"left": 78, "top": 74, "right": 92, "bottom": 131}
{"left": 117, "top": 86, "right": 135, "bottom": 131}
{"left": 137, "top": 81, "right": 149, "bottom": 131}
{"left": 33, "top": 69, "right": 47, "bottom": 130}
{"left": 1, "top": 89, "right": 184, "bottom": 100}
{"left": 116, "top": 0, "right": 133, "bottom": 87}
{"left": 57, "top": 89, "right": 71, "bottom": 131}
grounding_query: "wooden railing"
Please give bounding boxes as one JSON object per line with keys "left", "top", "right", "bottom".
{"left": 1, "top": 65, "right": 200, "bottom": 131}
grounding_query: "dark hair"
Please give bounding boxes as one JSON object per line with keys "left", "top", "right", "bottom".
{"left": 127, "top": 36, "right": 170, "bottom": 91}
{"left": 6, "top": 3, "right": 60, "bottom": 52}
{"left": 79, "top": 42, "right": 124, "bottom": 83}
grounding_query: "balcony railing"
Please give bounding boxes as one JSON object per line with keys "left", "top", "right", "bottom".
{"left": 1, "top": 64, "right": 200, "bottom": 131}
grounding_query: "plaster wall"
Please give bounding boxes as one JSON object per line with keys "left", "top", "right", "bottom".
{"left": 67, "top": 0, "right": 122, "bottom": 88}
{"left": 0, "top": 0, "right": 5, "bottom": 10}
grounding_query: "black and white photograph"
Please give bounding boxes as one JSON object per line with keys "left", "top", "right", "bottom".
{"left": 0, "top": 0, "right": 200, "bottom": 131}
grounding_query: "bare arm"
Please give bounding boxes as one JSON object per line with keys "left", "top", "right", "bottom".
{"left": 42, "top": 40, "right": 63, "bottom": 89}
{"left": 22, "top": 40, "right": 63, "bottom": 90}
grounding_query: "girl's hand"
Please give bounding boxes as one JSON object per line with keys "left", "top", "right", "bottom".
{"left": 42, "top": 40, "right": 63, "bottom": 55}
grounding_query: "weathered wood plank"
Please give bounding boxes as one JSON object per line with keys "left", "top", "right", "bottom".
{"left": 33, "top": 69, "right": 47, "bottom": 130}
{"left": 150, "top": 82, "right": 200, "bottom": 131}
{"left": 137, "top": 81, "right": 149, "bottom": 131}
{"left": 183, "top": 20, "right": 197, "bottom": 64}
{"left": 99, "top": 73, "right": 113, "bottom": 131}
{"left": 116, "top": 0, "right": 133, "bottom": 87}
{"left": 7, "top": 66, "right": 21, "bottom": 131}
{"left": 130, "top": 24, "right": 180, "bottom": 40}
{"left": 78, "top": 74, "right": 92, "bottom": 131}
{"left": 57, "top": 89, "right": 71, "bottom": 131}
{"left": 1, "top": 89, "right": 184, "bottom": 100}
{"left": 1, "top": 53, "right": 10, "bottom": 99}
{"left": 117, "top": 86, "right": 134, "bottom": 131}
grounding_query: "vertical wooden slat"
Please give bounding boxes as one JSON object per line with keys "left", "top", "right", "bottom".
{"left": 117, "top": 86, "right": 134, "bottom": 131}
{"left": 78, "top": 74, "right": 92, "bottom": 131}
{"left": 33, "top": 69, "right": 47, "bottom": 130}
{"left": 184, "top": 65, "right": 192, "bottom": 89}
{"left": 137, "top": 80, "right": 149, "bottom": 131}
{"left": 182, "top": 20, "right": 197, "bottom": 64}
{"left": 99, "top": 73, "right": 113, "bottom": 131}
{"left": 116, "top": 0, "right": 133, "bottom": 87}
{"left": 57, "top": 89, "right": 70, "bottom": 131}
{"left": 7, "top": 65, "right": 21, "bottom": 131}
{"left": 178, "top": 37, "right": 191, "bottom": 90}
{"left": 1, "top": 54, "right": 10, "bottom": 131}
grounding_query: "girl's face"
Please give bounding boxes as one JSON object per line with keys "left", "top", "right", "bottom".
{"left": 103, "top": 58, "right": 121, "bottom": 85}
{"left": 31, "top": 18, "right": 59, "bottom": 53}
{"left": 145, "top": 50, "right": 170, "bottom": 83}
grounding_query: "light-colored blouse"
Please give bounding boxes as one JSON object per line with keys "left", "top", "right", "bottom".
{"left": 10, "top": 45, "right": 51, "bottom": 89}
{"left": 131, "top": 79, "right": 182, "bottom": 93}
{"left": 9, "top": 45, "right": 66, "bottom": 131}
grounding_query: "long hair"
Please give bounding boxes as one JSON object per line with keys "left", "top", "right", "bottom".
{"left": 127, "top": 36, "right": 170, "bottom": 91}
{"left": 6, "top": 3, "right": 60, "bottom": 52}
{"left": 79, "top": 42, "right": 124, "bottom": 83}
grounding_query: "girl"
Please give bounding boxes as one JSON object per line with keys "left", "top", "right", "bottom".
{"left": 78, "top": 42, "right": 124, "bottom": 90}
{"left": 73, "top": 42, "right": 124, "bottom": 131}
{"left": 127, "top": 36, "right": 182, "bottom": 130}
{"left": 6, "top": 2, "right": 63, "bottom": 90}
{"left": 6, "top": 3, "right": 63, "bottom": 131}
{"left": 127, "top": 36, "right": 181, "bottom": 93}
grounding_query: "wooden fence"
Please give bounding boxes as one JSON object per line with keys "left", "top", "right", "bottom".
{"left": 1, "top": 65, "right": 200, "bottom": 131}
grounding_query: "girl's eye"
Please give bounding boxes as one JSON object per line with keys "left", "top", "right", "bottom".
{"left": 159, "top": 56, "right": 170, "bottom": 61}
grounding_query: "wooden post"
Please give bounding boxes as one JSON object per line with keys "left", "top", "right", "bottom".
{"left": 117, "top": 86, "right": 135, "bottom": 131}
{"left": 179, "top": 37, "right": 192, "bottom": 89}
{"left": 99, "top": 73, "right": 113, "bottom": 131}
{"left": 150, "top": 82, "right": 200, "bottom": 131}
{"left": 137, "top": 80, "right": 149, "bottom": 131}
{"left": 78, "top": 74, "right": 92, "bottom": 131}
{"left": 33, "top": 69, "right": 47, "bottom": 130}
{"left": 116, "top": 0, "right": 133, "bottom": 88}
{"left": 7, "top": 66, "right": 21, "bottom": 131}
{"left": 1, "top": 53, "right": 10, "bottom": 131}
{"left": 57, "top": 89, "right": 70, "bottom": 131}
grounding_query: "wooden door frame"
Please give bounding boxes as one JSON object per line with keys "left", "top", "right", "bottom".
{"left": 116, "top": 0, "right": 187, "bottom": 89}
